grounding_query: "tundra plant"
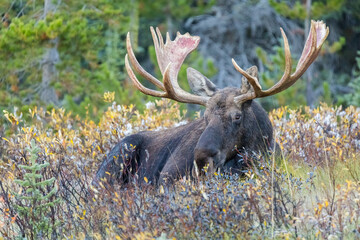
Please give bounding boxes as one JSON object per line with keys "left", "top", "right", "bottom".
{"left": 13, "top": 139, "right": 60, "bottom": 239}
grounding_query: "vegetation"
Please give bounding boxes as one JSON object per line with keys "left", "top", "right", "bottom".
{"left": 1, "top": 0, "right": 360, "bottom": 239}
{"left": 0, "top": 0, "right": 216, "bottom": 125}
{"left": 1, "top": 0, "right": 359, "bottom": 121}
{"left": 0, "top": 100, "right": 359, "bottom": 239}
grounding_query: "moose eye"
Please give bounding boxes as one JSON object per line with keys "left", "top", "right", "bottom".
{"left": 233, "top": 113, "right": 242, "bottom": 123}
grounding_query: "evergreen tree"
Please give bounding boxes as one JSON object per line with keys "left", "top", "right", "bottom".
{"left": 0, "top": 1, "right": 135, "bottom": 120}
{"left": 0, "top": 0, "right": 216, "bottom": 126}
{"left": 14, "top": 139, "right": 60, "bottom": 239}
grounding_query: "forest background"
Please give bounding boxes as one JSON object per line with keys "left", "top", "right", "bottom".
{"left": 0, "top": 0, "right": 359, "bottom": 130}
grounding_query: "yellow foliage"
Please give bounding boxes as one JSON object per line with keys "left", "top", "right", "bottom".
{"left": 270, "top": 104, "right": 360, "bottom": 164}
{"left": 1, "top": 101, "right": 360, "bottom": 239}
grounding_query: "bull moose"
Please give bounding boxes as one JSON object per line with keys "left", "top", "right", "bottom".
{"left": 93, "top": 20, "right": 329, "bottom": 186}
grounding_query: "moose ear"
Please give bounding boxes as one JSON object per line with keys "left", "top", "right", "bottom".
{"left": 187, "top": 67, "right": 218, "bottom": 97}
{"left": 240, "top": 65, "right": 258, "bottom": 94}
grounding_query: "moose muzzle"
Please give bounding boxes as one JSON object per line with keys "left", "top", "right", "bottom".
{"left": 194, "top": 117, "right": 224, "bottom": 174}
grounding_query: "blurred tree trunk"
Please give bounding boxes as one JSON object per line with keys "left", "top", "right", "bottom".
{"left": 129, "top": 0, "right": 139, "bottom": 50}
{"left": 40, "top": 0, "right": 59, "bottom": 105}
{"left": 165, "top": 2, "right": 173, "bottom": 37}
{"left": 305, "top": 0, "right": 313, "bottom": 107}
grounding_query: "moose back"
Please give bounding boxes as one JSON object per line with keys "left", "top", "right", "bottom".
{"left": 93, "top": 21, "right": 329, "bottom": 186}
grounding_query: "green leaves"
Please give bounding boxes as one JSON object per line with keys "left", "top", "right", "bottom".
{"left": 139, "top": 0, "right": 215, "bottom": 20}
{"left": 342, "top": 51, "right": 360, "bottom": 106}
{"left": 12, "top": 139, "right": 60, "bottom": 238}
{"left": 0, "top": 1, "right": 137, "bottom": 124}
{"left": 269, "top": 0, "right": 345, "bottom": 20}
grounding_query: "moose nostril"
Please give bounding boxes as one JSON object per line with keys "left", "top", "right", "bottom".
{"left": 194, "top": 147, "right": 219, "bottom": 173}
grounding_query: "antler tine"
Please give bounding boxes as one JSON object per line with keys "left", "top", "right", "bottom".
{"left": 150, "top": 27, "right": 160, "bottom": 60}
{"left": 156, "top": 29, "right": 209, "bottom": 105}
{"left": 258, "top": 27, "right": 293, "bottom": 94}
{"left": 162, "top": 64, "right": 209, "bottom": 105}
{"left": 166, "top": 32, "right": 171, "bottom": 44}
{"left": 290, "top": 20, "right": 328, "bottom": 81}
{"left": 126, "top": 32, "right": 165, "bottom": 91}
{"left": 156, "top": 27, "right": 165, "bottom": 49}
{"left": 233, "top": 20, "right": 329, "bottom": 105}
{"left": 232, "top": 59, "right": 262, "bottom": 94}
{"left": 125, "top": 26, "right": 210, "bottom": 106}
{"left": 125, "top": 54, "right": 167, "bottom": 98}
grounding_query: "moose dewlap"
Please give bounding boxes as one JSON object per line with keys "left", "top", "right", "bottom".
{"left": 93, "top": 20, "right": 329, "bottom": 186}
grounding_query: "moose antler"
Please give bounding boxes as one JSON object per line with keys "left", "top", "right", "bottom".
{"left": 125, "top": 27, "right": 210, "bottom": 106}
{"left": 232, "top": 20, "right": 329, "bottom": 104}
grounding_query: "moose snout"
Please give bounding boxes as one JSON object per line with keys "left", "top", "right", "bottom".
{"left": 194, "top": 146, "right": 220, "bottom": 172}
{"left": 194, "top": 119, "right": 223, "bottom": 172}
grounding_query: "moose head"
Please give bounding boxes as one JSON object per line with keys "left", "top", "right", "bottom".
{"left": 93, "top": 20, "right": 329, "bottom": 186}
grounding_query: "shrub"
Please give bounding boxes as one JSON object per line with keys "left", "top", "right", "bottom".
{"left": 0, "top": 101, "right": 359, "bottom": 239}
